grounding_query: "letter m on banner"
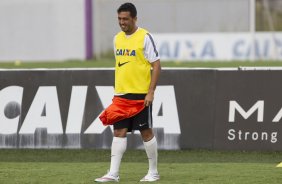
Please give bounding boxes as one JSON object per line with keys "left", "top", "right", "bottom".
{"left": 228, "top": 100, "right": 264, "bottom": 122}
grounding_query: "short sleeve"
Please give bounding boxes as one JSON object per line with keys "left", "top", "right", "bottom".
{"left": 144, "top": 33, "right": 160, "bottom": 63}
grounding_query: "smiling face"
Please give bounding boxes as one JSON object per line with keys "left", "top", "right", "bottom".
{"left": 118, "top": 11, "right": 137, "bottom": 35}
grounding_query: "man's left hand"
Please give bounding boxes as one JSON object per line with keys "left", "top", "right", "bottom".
{"left": 144, "top": 92, "right": 154, "bottom": 106}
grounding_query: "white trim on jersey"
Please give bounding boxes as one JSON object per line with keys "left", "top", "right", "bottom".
{"left": 144, "top": 33, "right": 160, "bottom": 63}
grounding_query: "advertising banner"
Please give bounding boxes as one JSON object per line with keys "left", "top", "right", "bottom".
{"left": 0, "top": 69, "right": 216, "bottom": 149}
{"left": 154, "top": 32, "right": 282, "bottom": 61}
{"left": 214, "top": 70, "right": 282, "bottom": 150}
{"left": 1, "top": 69, "right": 282, "bottom": 150}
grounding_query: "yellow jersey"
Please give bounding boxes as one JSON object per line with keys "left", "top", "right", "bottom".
{"left": 114, "top": 28, "right": 151, "bottom": 94}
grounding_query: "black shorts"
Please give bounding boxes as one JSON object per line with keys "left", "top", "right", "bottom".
{"left": 113, "top": 94, "right": 153, "bottom": 132}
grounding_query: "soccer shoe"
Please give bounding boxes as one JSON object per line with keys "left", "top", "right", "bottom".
{"left": 140, "top": 172, "right": 160, "bottom": 182}
{"left": 95, "top": 171, "right": 120, "bottom": 182}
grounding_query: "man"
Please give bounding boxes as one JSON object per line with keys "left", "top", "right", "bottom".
{"left": 95, "top": 2, "right": 161, "bottom": 183}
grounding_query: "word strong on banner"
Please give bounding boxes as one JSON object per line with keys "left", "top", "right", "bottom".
{"left": 85, "top": 86, "right": 181, "bottom": 134}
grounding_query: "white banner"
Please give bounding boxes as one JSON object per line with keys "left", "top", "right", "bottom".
{"left": 154, "top": 32, "right": 282, "bottom": 61}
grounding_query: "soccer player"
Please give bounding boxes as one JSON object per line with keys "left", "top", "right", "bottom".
{"left": 95, "top": 2, "right": 161, "bottom": 183}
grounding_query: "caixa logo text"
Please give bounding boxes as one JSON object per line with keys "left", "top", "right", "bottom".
{"left": 227, "top": 100, "right": 278, "bottom": 143}
{"left": 0, "top": 86, "right": 180, "bottom": 135}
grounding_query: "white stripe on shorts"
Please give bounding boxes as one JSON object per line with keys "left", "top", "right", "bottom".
{"left": 148, "top": 105, "right": 152, "bottom": 128}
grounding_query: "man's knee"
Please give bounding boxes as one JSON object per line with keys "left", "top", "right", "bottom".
{"left": 114, "top": 128, "right": 127, "bottom": 137}
{"left": 140, "top": 128, "right": 154, "bottom": 142}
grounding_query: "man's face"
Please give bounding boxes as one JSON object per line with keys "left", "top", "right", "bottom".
{"left": 118, "top": 11, "right": 136, "bottom": 34}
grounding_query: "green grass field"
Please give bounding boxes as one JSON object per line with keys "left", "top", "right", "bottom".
{"left": 2, "top": 59, "right": 282, "bottom": 68}
{"left": 0, "top": 149, "right": 282, "bottom": 184}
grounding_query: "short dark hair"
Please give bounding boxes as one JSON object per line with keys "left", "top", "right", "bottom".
{"left": 117, "top": 2, "right": 137, "bottom": 18}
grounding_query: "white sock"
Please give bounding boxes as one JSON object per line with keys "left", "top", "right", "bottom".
{"left": 109, "top": 137, "right": 127, "bottom": 176}
{"left": 143, "top": 136, "right": 158, "bottom": 174}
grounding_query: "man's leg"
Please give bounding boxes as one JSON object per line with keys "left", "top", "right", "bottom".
{"left": 95, "top": 128, "right": 127, "bottom": 182}
{"left": 140, "top": 128, "right": 159, "bottom": 182}
{"left": 109, "top": 128, "right": 128, "bottom": 176}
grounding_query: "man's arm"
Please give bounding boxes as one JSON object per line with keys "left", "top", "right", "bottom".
{"left": 144, "top": 59, "right": 161, "bottom": 106}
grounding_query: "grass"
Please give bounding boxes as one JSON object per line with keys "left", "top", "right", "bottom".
{"left": 0, "top": 149, "right": 282, "bottom": 184}
{"left": 2, "top": 59, "right": 282, "bottom": 69}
